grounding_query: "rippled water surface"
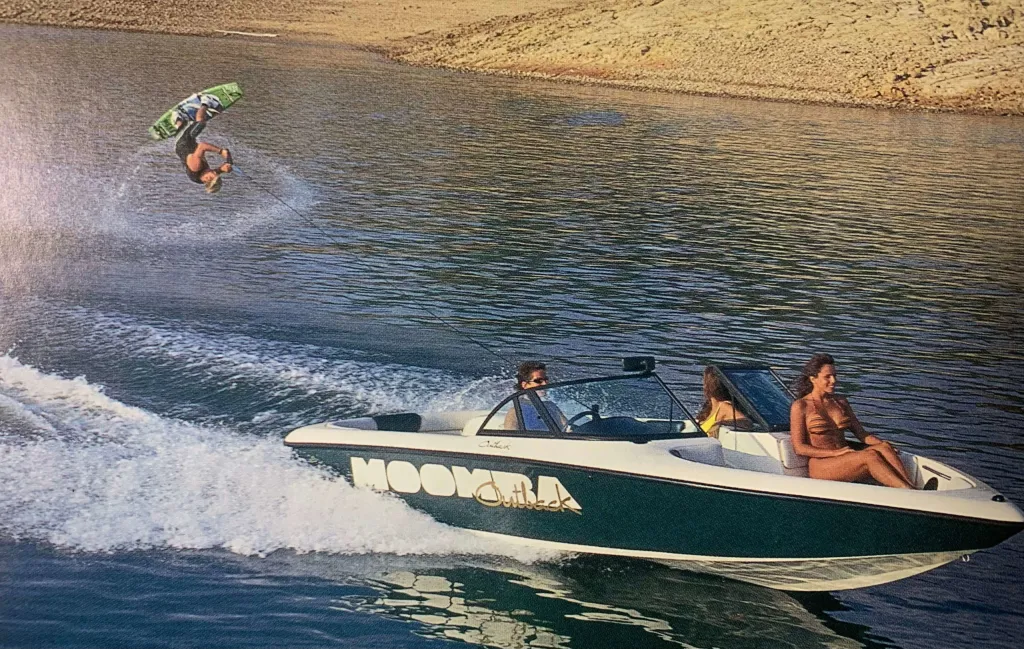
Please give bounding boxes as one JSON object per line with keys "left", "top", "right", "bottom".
{"left": 1, "top": 25, "right": 1022, "bottom": 649}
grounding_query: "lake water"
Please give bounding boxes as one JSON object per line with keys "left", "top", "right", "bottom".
{"left": 1, "top": 25, "right": 1022, "bottom": 649}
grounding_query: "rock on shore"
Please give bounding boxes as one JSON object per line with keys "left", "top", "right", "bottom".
{"left": 1, "top": 0, "right": 1020, "bottom": 114}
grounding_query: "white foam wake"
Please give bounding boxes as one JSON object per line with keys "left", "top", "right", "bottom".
{"left": 0, "top": 354, "right": 552, "bottom": 561}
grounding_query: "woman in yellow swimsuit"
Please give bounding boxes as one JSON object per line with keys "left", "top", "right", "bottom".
{"left": 697, "top": 367, "right": 750, "bottom": 438}
{"left": 789, "top": 354, "right": 914, "bottom": 489}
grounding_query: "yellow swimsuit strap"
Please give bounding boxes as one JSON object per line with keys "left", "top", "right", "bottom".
{"left": 700, "top": 402, "right": 723, "bottom": 433}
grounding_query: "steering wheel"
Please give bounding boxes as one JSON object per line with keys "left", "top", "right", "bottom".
{"left": 565, "top": 407, "right": 600, "bottom": 433}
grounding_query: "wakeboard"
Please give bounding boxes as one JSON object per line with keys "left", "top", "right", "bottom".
{"left": 148, "top": 82, "right": 244, "bottom": 140}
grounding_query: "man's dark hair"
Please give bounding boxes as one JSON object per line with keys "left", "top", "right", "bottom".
{"left": 516, "top": 361, "right": 547, "bottom": 388}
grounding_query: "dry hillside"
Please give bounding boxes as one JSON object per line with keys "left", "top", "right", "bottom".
{"left": 1, "top": 0, "right": 1020, "bottom": 113}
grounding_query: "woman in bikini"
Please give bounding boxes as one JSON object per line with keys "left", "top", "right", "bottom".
{"left": 697, "top": 367, "right": 750, "bottom": 438}
{"left": 789, "top": 353, "right": 914, "bottom": 489}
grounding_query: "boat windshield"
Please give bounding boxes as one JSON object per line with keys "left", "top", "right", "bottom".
{"left": 480, "top": 373, "right": 700, "bottom": 440}
{"left": 717, "top": 367, "right": 794, "bottom": 432}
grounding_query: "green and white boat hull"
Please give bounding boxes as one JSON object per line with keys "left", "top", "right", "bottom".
{"left": 284, "top": 365, "right": 1024, "bottom": 591}
{"left": 286, "top": 425, "right": 1023, "bottom": 591}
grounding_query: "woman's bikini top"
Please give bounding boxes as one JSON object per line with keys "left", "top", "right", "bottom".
{"left": 805, "top": 399, "right": 852, "bottom": 436}
{"left": 700, "top": 403, "right": 723, "bottom": 433}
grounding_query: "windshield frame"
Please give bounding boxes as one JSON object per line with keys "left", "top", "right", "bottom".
{"left": 711, "top": 364, "right": 796, "bottom": 432}
{"left": 477, "top": 371, "right": 702, "bottom": 440}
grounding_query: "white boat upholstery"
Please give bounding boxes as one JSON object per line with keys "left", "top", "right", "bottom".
{"left": 332, "top": 411, "right": 491, "bottom": 434}
{"left": 669, "top": 437, "right": 727, "bottom": 466}
{"left": 330, "top": 417, "right": 378, "bottom": 430}
{"left": 461, "top": 415, "right": 489, "bottom": 436}
{"left": 418, "top": 410, "right": 490, "bottom": 433}
{"left": 717, "top": 427, "right": 809, "bottom": 477}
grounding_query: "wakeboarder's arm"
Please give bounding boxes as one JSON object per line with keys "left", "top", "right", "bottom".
{"left": 188, "top": 143, "right": 233, "bottom": 172}
{"left": 217, "top": 147, "right": 232, "bottom": 173}
{"left": 194, "top": 142, "right": 224, "bottom": 156}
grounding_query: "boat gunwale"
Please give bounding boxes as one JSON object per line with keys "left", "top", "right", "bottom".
{"left": 284, "top": 436, "right": 1024, "bottom": 529}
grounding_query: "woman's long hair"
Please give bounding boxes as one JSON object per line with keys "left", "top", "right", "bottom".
{"left": 792, "top": 353, "right": 836, "bottom": 398}
{"left": 697, "top": 367, "right": 731, "bottom": 420}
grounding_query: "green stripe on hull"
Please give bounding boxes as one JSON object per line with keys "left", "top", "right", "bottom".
{"left": 296, "top": 445, "right": 1021, "bottom": 559}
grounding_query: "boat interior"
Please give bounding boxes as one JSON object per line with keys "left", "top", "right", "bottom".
{"left": 324, "top": 362, "right": 976, "bottom": 493}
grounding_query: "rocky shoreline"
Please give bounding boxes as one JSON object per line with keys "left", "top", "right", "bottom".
{"left": 2, "top": 0, "right": 1020, "bottom": 115}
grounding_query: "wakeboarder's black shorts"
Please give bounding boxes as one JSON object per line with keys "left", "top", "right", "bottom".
{"left": 174, "top": 120, "right": 207, "bottom": 164}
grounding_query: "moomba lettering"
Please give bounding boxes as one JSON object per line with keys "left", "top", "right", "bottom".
{"left": 350, "top": 457, "right": 582, "bottom": 514}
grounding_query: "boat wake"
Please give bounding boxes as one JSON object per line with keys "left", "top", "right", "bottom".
{"left": 0, "top": 354, "right": 554, "bottom": 562}
{"left": 0, "top": 298, "right": 510, "bottom": 434}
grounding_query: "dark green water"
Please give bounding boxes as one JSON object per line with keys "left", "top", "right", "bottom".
{"left": 0, "top": 25, "right": 1021, "bottom": 649}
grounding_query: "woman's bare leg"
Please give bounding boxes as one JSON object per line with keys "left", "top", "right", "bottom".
{"left": 810, "top": 450, "right": 913, "bottom": 489}
{"left": 870, "top": 443, "right": 913, "bottom": 484}
{"left": 809, "top": 452, "right": 872, "bottom": 483}
{"left": 864, "top": 449, "right": 914, "bottom": 488}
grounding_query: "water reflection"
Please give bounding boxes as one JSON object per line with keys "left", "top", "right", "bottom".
{"left": 3, "top": 543, "right": 898, "bottom": 649}
{"left": 326, "top": 557, "right": 889, "bottom": 649}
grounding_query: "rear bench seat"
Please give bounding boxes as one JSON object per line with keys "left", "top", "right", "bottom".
{"left": 716, "top": 427, "right": 809, "bottom": 477}
{"left": 333, "top": 410, "right": 491, "bottom": 434}
{"left": 461, "top": 414, "right": 488, "bottom": 436}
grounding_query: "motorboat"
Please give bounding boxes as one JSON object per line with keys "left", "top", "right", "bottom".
{"left": 284, "top": 357, "right": 1024, "bottom": 591}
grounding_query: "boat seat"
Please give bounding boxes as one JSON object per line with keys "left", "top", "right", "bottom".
{"left": 418, "top": 410, "right": 490, "bottom": 433}
{"left": 717, "top": 428, "right": 809, "bottom": 477}
{"left": 669, "top": 437, "right": 727, "bottom": 466}
{"left": 333, "top": 410, "right": 490, "bottom": 434}
{"left": 461, "top": 415, "right": 488, "bottom": 437}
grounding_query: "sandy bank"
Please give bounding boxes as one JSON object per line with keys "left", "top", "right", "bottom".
{"left": 1, "top": 0, "right": 1021, "bottom": 114}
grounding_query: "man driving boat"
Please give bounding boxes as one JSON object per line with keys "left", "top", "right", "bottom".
{"left": 503, "top": 361, "right": 568, "bottom": 431}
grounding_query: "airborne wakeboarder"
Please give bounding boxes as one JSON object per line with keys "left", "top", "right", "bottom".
{"left": 148, "top": 83, "right": 243, "bottom": 194}
{"left": 174, "top": 99, "right": 233, "bottom": 194}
